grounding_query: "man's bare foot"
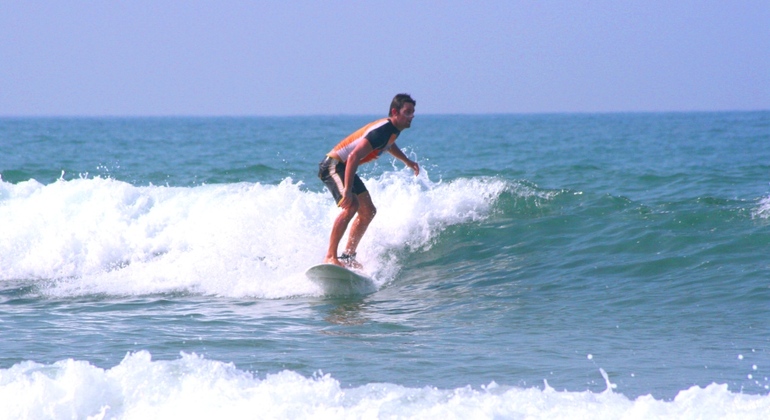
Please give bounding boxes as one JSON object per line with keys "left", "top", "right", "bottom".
{"left": 323, "top": 256, "right": 344, "bottom": 267}
{"left": 345, "top": 259, "right": 363, "bottom": 270}
{"left": 339, "top": 253, "right": 363, "bottom": 269}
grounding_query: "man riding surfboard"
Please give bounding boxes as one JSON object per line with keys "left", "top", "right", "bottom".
{"left": 318, "top": 94, "right": 419, "bottom": 267}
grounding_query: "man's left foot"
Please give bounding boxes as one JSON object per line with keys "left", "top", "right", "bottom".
{"left": 323, "top": 256, "right": 345, "bottom": 267}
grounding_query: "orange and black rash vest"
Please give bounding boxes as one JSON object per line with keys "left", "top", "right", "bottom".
{"left": 328, "top": 118, "right": 401, "bottom": 164}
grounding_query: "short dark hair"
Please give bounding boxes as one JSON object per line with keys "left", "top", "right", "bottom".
{"left": 389, "top": 93, "right": 416, "bottom": 116}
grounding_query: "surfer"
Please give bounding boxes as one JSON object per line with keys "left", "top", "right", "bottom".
{"left": 318, "top": 93, "right": 419, "bottom": 267}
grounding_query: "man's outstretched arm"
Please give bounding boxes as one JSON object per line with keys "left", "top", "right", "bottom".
{"left": 389, "top": 144, "right": 419, "bottom": 176}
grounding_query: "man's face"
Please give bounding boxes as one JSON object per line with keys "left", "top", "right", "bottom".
{"left": 391, "top": 103, "right": 415, "bottom": 130}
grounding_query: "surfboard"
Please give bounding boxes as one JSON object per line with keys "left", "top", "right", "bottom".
{"left": 305, "top": 263, "right": 376, "bottom": 295}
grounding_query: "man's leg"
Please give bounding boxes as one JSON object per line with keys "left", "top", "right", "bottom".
{"left": 324, "top": 195, "right": 359, "bottom": 266}
{"left": 344, "top": 192, "right": 376, "bottom": 256}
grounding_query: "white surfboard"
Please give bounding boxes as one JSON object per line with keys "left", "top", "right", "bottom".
{"left": 305, "top": 263, "right": 376, "bottom": 295}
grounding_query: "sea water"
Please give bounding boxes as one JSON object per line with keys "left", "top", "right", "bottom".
{"left": 1, "top": 112, "right": 769, "bottom": 419}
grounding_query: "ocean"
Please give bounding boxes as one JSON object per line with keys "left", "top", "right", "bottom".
{"left": 1, "top": 112, "right": 769, "bottom": 418}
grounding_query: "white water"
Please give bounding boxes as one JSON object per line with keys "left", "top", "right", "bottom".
{"left": 754, "top": 194, "right": 770, "bottom": 219}
{"left": 0, "top": 170, "right": 508, "bottom": 298}
{"left": 1, "top": 351, "right": 768, "bottom": 420}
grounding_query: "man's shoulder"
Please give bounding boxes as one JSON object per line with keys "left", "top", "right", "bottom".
{"left": 364, "top": 118, "right": 399, "bottom": 136}
{"left": 362, "top": 118, "right": 392, "bottom": 131}
{"left": 365, "top": 119, "right": 398, "bottom": 145}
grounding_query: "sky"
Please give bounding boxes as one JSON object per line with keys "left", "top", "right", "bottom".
{"left": 1, "top": 1, "right": 768, "bottom": 116}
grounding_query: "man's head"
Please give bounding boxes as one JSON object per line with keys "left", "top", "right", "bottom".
{"left": 389, "top": 93, "right": 416, "bottom": 130}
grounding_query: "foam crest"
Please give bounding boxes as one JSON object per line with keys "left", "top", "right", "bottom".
{"left": 360, "top": 171, "right": 508, "bottom": 275}
{"left": 0, "top": 172, "right": 509, "bottom": 298}
{"left": 1, "top": 352, "right": 768, "bottom": 419}
{"left": 753, "top": 195, "right": 770, "bottom": 219}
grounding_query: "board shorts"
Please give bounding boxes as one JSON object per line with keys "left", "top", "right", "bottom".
{"left": 318, "top": 156, "right": 367, "bottom": 205}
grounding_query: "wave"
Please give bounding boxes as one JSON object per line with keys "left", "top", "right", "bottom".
{"left": 1, "top": 351, "right": 768, "bottom": 419}
{"left": 3, "top": 170, "right": 765, "bottom": 299}
{"left": 0, "top": 171, "right": 513, "bottom": 299}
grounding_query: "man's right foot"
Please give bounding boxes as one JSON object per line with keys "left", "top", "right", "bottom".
{"left": 339, "top": 253, "right": 363, "bottom": 269}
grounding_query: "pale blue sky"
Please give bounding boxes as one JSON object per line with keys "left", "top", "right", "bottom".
{"left": 1, "top": 1, "right": 768, "bottom": 116}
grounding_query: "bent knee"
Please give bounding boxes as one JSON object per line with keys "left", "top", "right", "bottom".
{"left": 361, "top": 205, "right": 376, "bottom": 220}
{"left": 345, "top": 200, "right": 361, "bottom": 214}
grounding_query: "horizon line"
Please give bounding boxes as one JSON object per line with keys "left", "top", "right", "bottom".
{"left": 1, "top": 108, "right": 768, "bottom": 119}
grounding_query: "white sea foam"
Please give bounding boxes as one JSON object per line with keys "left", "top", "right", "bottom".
{"left": 0, "top": 171, "right": 508, "bottom": 298}
{"left": 753, "top": 195, "right": 770, "bottom": 219}
{"left": 0, "top": 351, "right": 768, "bottom": 420}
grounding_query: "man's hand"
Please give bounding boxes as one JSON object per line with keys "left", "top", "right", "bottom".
{"left": 338, "top": 190, "right": 354, "bottom": 209}
{"left": 406, "top": 159, "right": 420, "bottom": 176}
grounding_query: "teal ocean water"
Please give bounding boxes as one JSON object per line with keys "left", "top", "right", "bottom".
{"left": 1, "top": 112, "right": 769, "bottom": 418}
